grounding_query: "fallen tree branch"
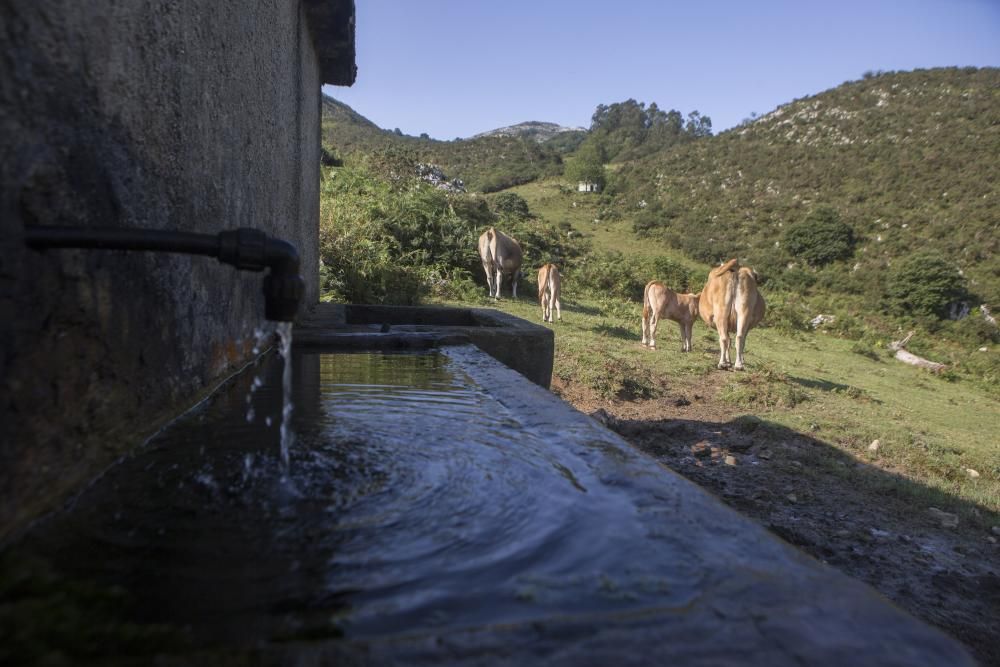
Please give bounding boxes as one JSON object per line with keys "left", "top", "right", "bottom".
{"left": 889, "top": 331, "right": 947, "bottom": 372}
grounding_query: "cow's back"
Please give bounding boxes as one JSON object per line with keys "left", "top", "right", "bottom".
{"left": 699, "top": 260, "right": 738, "bottom": 327}
{"left": 478, "top": 228, "right": 495, "bottom": 265}
{"left": 491, "top": 229, "right": 523, "bottom": 273}
{"left": 736, "top": 267, "right": 765, "bottom": 329}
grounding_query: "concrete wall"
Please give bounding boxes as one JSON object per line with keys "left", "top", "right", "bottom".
{"left": 0, "top": 1, "right": 352, "bottom": 540}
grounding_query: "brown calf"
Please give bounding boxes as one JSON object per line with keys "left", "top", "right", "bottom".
{"left": 641, "top": 281, "right": 700, "bottom": 351}
{"left": 537, "top": 263, "right": 562, "bottom": 323}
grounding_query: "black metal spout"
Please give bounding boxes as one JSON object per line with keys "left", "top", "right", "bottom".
{"left": 23, "top": 226, "right": 305, "bottom": 322}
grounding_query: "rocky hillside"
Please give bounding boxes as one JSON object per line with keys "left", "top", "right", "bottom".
{"left": 612, "top": 67, "right": 999, "bottom": 304}
{"left": 472, "top": 120, "right": 586, "bottom": 143}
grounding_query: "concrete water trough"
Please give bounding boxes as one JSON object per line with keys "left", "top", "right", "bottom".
{"left": 5, "top": 305, "right": 973, "bottom": 665}
{"left": 295, "top": 303, "right": 555, "bottom": 388}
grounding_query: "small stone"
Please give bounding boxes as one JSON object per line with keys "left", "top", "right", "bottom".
{"left": 987, "top": 536, "right": 997, "bottom": 545}
{"left": 787, "top": 493, "right": 798, "bottom": 503}
{"left": 992, "top": 526, "right": 1000, "bottom": 536}
{"left": 836, "top": 529, "right": 850, "bottom": 537}
{"left": 758, "top": 449, "right": 772, "bottom": 460}
{"left": 591, "top": 409, "right": 612, "bottom": 426}
{"left": 868, "top": 439, "right": 880, "bottom": 453}
{"left": 724, "top": 455, "right": 738, "bottom": 466}
{"left": 928, "top": 507, "right": 959, "bottom": 529}
{"left": 691, "top": 442, "right": 712, "bottom": 458}
{"left": 980, "top": 347, "right": 988, "bottom": 352}
{"left": 965, "top": 468, "right": 980, "bottom": 479}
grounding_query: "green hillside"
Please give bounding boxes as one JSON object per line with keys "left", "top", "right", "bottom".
{"left": 321, "top": 96, "right": 564, "bottom": 192}
{"left": 607, "top": 67, "right": 999, "bottom": 306}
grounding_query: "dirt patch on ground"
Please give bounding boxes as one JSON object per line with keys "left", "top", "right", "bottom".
{"left": 551, "top": 375, "right": 1000, "bottom": 666}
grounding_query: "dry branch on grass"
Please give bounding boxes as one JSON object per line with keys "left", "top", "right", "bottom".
{"left": 889, "top": 331, "right": 947, "bottom": 372}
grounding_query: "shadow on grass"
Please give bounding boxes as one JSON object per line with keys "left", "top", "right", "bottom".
{"left": 590, "top": 323, "right": 635, "bottom": 340}
{"left": 597, "top": 411, "right": 999, "bottom": 666}
{"left": 787, "top": 376, "right": 884, "bottom": 404}
{"left": 560, "top": 299, "right": 602, "bottom": 316}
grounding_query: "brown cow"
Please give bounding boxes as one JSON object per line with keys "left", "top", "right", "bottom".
{"left": 537, "top": 263, "right": 562, "bottom": 323}
{"left": 641, "top": 281, "right": 699, "bottom": 351}
{"left": 478, "top": 227, "right": 523, "bottom": 299}
{"left": 698, "top": 259, "right": 766, "bottom": 370}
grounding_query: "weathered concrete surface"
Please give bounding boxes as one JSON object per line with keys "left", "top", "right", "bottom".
{"left": 0, "top": 1, "right": 355, "bottom": 540}
{"left": 296, "top": 303, "right": 555, "bottom": 387}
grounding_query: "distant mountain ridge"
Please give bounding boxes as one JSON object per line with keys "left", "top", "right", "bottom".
{"left": 472, "top": 121, "right": 586, "bottom": 142}
{"left": 321, "top": 95, "right": 567, "bottom": 192}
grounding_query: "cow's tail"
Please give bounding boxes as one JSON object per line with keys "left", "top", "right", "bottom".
{"left": 484, "top": 227, "right": 496, "bottom": 266}
{"left": 723, "top": 261, "right": 739, "bottom": 333}
{"left": 642, "top": 280, "right": 656, "bottom": 322}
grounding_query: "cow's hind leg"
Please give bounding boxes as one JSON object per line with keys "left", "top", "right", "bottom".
{"left": 734, "top": 320, "right": 750, "bottom": 370}
{"left": 483, "top": 261, "right": 495, "bottom": 298}
{"left": 716, "top": 323, "right": 732, "bottom": 369}
{"left": 648, "top": 313, "right": 659, "bottom": 350}
{"left": 681, "top": 321, "right": 693, "bottom": 352}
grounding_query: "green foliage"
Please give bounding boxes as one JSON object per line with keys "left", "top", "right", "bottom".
{"left": 763, "top": 292, "right": 812, "bottom": 333}
{"left": 318, "top": 162, "right": 485, "bottom": 304}
{"left": 570, "top": 251, "right": 692, "bottom": 301}
{"left": 317, "top": 160, "right": 593, "bottom": 305}
{"left": 783, "top": 207, "right": 855, "bottom": 266}
{"left": 491, "top": 192, "right": 531, "bottom": 220}
{"left": 588, "top": 99, "right": 712, "bottom": 163}
{"left": 564, "top": 142, "right": 606, "bottom": 188}
{"left": 885, "top": 252, "right": 969, "bottom": 319}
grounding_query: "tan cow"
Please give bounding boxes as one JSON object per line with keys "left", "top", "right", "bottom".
{"left": 641, "top": 281, "right": 699, "bottom": 351}
{"left": 478, "top": 227, "right": 523, "bottom": 299}
{"left": 698, "top": 259, "right": 766, "bottom": 370}
{"left": 537, "top": 263, "right": 562, "bottom": 323}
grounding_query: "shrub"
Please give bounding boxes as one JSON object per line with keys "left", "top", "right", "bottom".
{"left": 782, "top": 207, "right": 855, "bottom": 267}
{"left": 885, "top": 252, "right": 969, "bottom": 319}
{"left": 570, "top": 252, "right": 693, "bottom": 301}
{"left": 763, "top": 293, "right": 812, "bottom": 332}
{"left": 491, "top": 192, "right": 531, "bottom": 220}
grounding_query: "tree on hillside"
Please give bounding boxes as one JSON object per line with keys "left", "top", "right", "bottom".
{"left": 491, "top": 192, "right": 531, "bottom": 220}
{"left": 886, "top": 252, "right": 968, "bottom": 319}
{"left": 586, "top": 99, "right": 713, "bottom": 162}
{"left": 685, "top": 111, "right": 713, "bottom": 138}
{"left": 783, "top": 207, "right": 855, "bottom": 267}
{"left": 565, "top": 141, "right": 606, "bottom": 189}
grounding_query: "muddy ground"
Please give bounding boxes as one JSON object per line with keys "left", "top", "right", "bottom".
{"left": 551, "top": 374, "right": 1000, "bottom": 666}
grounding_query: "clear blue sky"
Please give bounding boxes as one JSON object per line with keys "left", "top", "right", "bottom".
{"left": 322, "top": 0, "right": 1000, "bottom": 139}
